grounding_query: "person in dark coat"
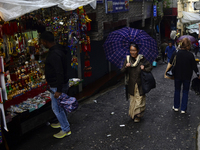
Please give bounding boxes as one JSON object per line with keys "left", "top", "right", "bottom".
{"left": 160, "top": 39, "right": 168, "bottom": 63}
{"left": 121, "top": 43, "right": 152, "bottom": 122}
{"left": 195, "top": 41, "right": 199, "bottom": 57}
{"left": 40, "top": 31, "right": 71, "bottom": 138}
{"left": 170, "top": 38, "right": 200, "bottom": 114}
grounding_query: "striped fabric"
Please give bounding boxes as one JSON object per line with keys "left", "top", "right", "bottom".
{"left": 103, "top": 27, "right": 159, "bottom": 69}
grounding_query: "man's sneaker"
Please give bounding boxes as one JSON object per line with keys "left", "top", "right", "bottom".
{"left": 51, "top": 122, "right": 61, "bottom": 128}
{"left": 181, "top": 111, "right": 186, "bottom": 114}
{"left": 53, "top": 130, "right": 71, "bottom": 138}
{"left": 172, "top": 106, "right": 178, "bottom": 112}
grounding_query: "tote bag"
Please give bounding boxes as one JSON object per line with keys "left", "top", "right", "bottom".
{"left": 164, "top": 55, "right": 176, "bottom": 80}
{"left": 141, "top": 60, "right": 156, "bottom": 94}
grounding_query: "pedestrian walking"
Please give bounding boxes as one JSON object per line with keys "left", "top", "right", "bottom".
{"left": 198, "top": 39, "right": 200, "bottom": 54}
{"left": 194, "top": 41, "right": 199, "bottom": 57}
{"left": 165, "top": 40, "right": 176, "bottom": 63}
{"left": 121, "top": 43, "right": 153, "bottom": 122}
{"left": 40, "top": 31, "right": 71, "bottom": 138}
{"left": 170, "top": 38, "right": 200, "bottom": 113}
{"left": 160, "top": 39, "right": 168, "bottom": 63}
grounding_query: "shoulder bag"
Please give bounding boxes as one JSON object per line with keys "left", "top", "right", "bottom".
{"left": 141, "top": 60, "right": 156, "bottom": 94}
{"left": 166, "top": 55, "right": 176, "bottom": 78}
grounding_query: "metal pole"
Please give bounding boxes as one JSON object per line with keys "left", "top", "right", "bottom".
{"left": 77, "top": 44, "right": 82, "bottom": 92}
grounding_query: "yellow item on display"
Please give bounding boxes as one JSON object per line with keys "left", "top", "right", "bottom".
{"left": 195, "top": 58, "right": 200, "bottom": 62}
{"left": 8, "top": 38, "right": 13, "bottom": 55}
{"left": 19, "top": 36, "right": 22, "bottom": 41}
{"left": 25, "top": 33, "right": 28, "bottom": 40}
{"left": 78, "top": 6, "right": 83, "bottom": 9}
{"left": 85, "top": 15, "right": 92, "bottom": 22}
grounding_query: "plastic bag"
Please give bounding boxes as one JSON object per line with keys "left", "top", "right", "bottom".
{"left": 0, "top": 0, "right": 96, "bottom": 21}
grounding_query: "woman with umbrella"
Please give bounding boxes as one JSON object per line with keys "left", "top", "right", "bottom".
{"left": 121, "top": 43, "right": 153, "bottom": 122}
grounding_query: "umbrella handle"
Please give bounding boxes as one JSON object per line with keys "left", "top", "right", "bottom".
{"left": 127, "top": 55, "right": 130, "bottom": 63}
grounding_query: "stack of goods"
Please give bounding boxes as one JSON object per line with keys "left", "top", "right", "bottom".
{"left": 6, "top": 90, "right": 50, "bottom": 117}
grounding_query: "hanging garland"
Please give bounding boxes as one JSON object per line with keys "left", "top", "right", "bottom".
{"left": 77, "top": 6, "right": 92, "bottom": 77}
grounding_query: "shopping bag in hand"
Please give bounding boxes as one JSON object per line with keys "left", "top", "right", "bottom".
{"left": 191, "top": 77, "right": 200, "bottom": 95}
{"left": 48, "top": 89, "right": 79, "bottom": 113}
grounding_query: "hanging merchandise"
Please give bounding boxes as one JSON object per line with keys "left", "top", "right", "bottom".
{"left": 68, "top": 11, "right": 79, "bottom": 70}
{"left": 77, "top": 6, "right": 92, "bottom": 77}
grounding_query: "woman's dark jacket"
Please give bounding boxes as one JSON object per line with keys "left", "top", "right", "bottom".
{"left": 170, "top": 50, "right": 199, "bottom": 80}
{"left": 121, "top": 56, "right": 153, "bottom": 96}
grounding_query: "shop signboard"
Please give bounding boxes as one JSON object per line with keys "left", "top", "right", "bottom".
{"left": 105, "top": 0, "right": 129, "bottom": 14}
{"left": 97, "top": 0, "right": 104, "bottom": 3}
{"left": 129, "top": 0, "right": 153, "bottom": 1}
{"left": 153, "top": 5, "right": 157, "bottom": 17}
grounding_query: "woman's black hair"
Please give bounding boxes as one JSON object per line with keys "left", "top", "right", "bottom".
{"left": 130, "top": 42, "right": 139, "bottom": 50}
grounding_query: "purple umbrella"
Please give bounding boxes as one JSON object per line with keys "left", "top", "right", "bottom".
{"left": 177, "top": 35, "right": 197, "bottom": 44}
{"left": 103, "top": 27, "right": 159, "bottom": 69}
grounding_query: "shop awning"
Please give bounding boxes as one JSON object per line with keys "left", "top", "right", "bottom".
{"left": 181, "top": 11, "right": 200, "bottom": 24}
{"left": 186, "top": 22, "right": 200, "bottom": 34}
{"left": 0, "top": 0, "right": 96, "bottom": 21}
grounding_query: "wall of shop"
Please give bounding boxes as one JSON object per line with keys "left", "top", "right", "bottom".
{"left": 67, "top": 1, "right": 154, "bottom": 96}
{"left": 84, "top": 1, "right": 153, "bottom": 41}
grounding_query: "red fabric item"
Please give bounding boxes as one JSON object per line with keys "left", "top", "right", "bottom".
{"left": 13, "top": 22, "right": 18, "bottom": 33}
{"left": 84, "top": 71, "right": 88, "bottom": 77}
{"left": 0, "top": 25, "right": 2, "bottom": 38}
{"left": 6, "top": 23, "right": 11, "bottom": 35}
{"left": 88, "top": 71, "right": 92, "bottom": 77}
{"left": 82, "top": 43, "right": 88, "bottom": 52}
{"left": 87, "top": 44, "right": 91, "bottom": 52}
{"left": 2, "top": 23, "right": 10, "bottom": 35}
{"left": 87, "top": 22, "right": 91, "bottom": 31}
{"left": 10, "top": 22, "right": 14, "bottom": 35}
{"left": 84, "top": 60, "right": 90, "bottom": 67}
{"left": 2, "top": 24, "right": 6, "bottom": 35}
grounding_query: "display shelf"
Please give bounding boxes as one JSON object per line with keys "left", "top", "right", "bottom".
{"left": 4, "top": 83, "right": 48, "bottom": 110}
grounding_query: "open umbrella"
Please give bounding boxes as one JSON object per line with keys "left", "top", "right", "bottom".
{"left": 103, "top": 27, "right": 158, "bottom": 100}
{"left": 103, "top": 27, "right": 159, "bottom": 69}
{"left": 177, "top": 35, "right": 197, "bottom": 44}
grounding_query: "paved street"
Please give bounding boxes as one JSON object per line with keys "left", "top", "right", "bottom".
{"left": 15, "top": 58, "right": 200, "bottom": 150}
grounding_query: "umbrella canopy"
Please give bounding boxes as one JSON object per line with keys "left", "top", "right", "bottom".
{"left": 103, "top": 27, "right": 159, "bottom": 69}
{"left": 177, "top": 35, "right": 198, "bottom": 44}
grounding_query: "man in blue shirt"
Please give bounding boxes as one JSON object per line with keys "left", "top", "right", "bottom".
{"left": 165, "top": 41, "right": 176, "bottom": 62}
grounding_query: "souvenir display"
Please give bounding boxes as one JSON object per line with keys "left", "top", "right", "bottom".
{"left": 0, "top": 6, "right": 90, "bottom": 123}
{"left": 7, "top": 90, "right": 50, "bottom": 115}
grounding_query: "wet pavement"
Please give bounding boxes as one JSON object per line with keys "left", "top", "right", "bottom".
{"left": 12, "top": 57, "right": 200, "bottom": 150}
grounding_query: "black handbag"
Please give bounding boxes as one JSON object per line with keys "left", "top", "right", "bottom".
{"left": 141, "top": 60, "right": 156, "bottom": 94}
{"left": 166, "top": 55, "right": 176, "bottom": 77}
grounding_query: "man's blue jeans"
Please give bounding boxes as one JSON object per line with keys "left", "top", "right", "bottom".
{"left": 50, "top": 83, "right": 70, "bottom": 132}
{"left": 174, "top": 79, "right": 190, "bottom": 111}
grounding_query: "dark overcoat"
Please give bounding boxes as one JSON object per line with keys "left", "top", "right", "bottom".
{"left": 121, "top": 56, "right": 153, "bottom": 96}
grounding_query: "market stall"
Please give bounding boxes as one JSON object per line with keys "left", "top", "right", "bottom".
{"left": 0, "top": 0, "right": 96, "bottom": 148}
